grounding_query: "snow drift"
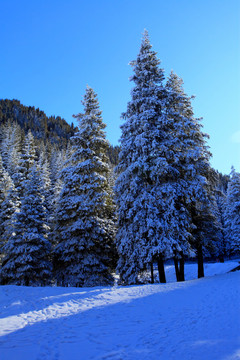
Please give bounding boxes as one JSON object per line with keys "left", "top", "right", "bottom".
{"left": 0, "top": 260, "right": 239, "bottom": 360}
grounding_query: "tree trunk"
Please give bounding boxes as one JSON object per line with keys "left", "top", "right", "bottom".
{"left": 197, "top": 244, "right": 204, "bottom": 278}
{"left": 179, "top": 251, "right": 185, "bottom": 281}
{"left": 150, "top": 262, "right": 154, "bottom": 284}
{"left": 174, "top": 256, "right": 180, "bottom": 282}
{"left": 157, "top": 255, "right": 166, "bottom": 283}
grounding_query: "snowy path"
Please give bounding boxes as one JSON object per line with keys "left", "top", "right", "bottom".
{"left": 0, "top": 261, "right": 240, "bottom": 360}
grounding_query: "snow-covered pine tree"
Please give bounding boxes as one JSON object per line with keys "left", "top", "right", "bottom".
{"left": 115, "top": 30, "right": 178, "bottom": 285}
{"left": 215, "top": 172, "right": 228, "bottom": 258}
{"left": 49, "top": 147, "right": 66, "bottom": 216}
{"left": 1, "top": 121, "right": 15, "bottom": 169}
{"left": 0, "top": 166, "right": 52, "bottom": 286}
{"left": 166, "top": 71, "right": 219, "bottom": 278}
{"left": 0, "top": 184, "right": 20, "bottom": 266}
{"left": 48, "top": 148, "right": 68, "bottom": 250}
{"left": 209, "top": 193, "right": 225, "bottom": 259}
{"left": 37, "top": 152, "right": 53, "bottom": 216}
{"left": 224, "top": 167, "right": 240, "bottom": 256}
{"left": 0, "top": 155, "right": 12, "bottom": 205}
{"left": 11, "top": 129, "right": 37, "bottom": 201}
{"left": 0, "top": 121, "right": 22, "bottom": 177}
{"left": 21, "top": 130, "right": 36, "bottom": 176}
{"left": 0, "top": 155, "right": 14, "bottom": 264}
{"left": 50, "top": 147, "right": 66, "bottom": 184}
{"left": 204, "top": 170, "right": 225, "bottom": 261}
{"left": 53, "top": 86, "right": 114, "bottom": 287}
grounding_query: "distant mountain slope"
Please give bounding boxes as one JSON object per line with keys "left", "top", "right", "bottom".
{"left": 0, "top": 99, "right": 77, "bottom": 148}
{"left": 0, "top": 99, "right": 120, "bottom": 164}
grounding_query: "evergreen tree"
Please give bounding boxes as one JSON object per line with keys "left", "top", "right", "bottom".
{"left": 209, "top": 193, "right": 224, "bottom": 259}
{"left": 48, "top": 148, "right": 66, "bottom": 249}
{"left": 0, "top": 121, "right": 22, "bottom": 177}
{"left": 115, "top": 30, "right": 174, "bottom": 284}
{"left": 0, "top": 155, "right": 14, "bottom": 265}
{"left": 21, "top": 130, "right": 36, "bottom": 177}
{"left": 224, "top": 167, "right": 240, "bottom": 256}
{"left": 37, "top": 152, "right": 53, "bottom": 216}
{"left": 0, "top": 155, "right": 12, "bottom": 205}
{"left": 0, "top": 166, "right": 52, "bottom": 286}
{"left": 0, "top": 184, "right": 20, "bottom": 266}
{"left": 215, "top": 187, "right": 227, "bottom": 258}
{"left": 11, "top": 130, "right": 36, "bottom": 201}
{"left": 53, "top": 86, "right": 114, "bottom": 287}
{"left": 116, "top": 40, "right": 216, "bottom": 285}
{"left": 165, "top": 71, "right": 218, "bottom": 279}
{"left": 49, "top": 146, "right": 70, "bottom": 187}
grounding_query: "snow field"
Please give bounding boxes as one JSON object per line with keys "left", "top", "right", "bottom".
{"left": 0, "top": 260, "right": 239, "bottom": 360}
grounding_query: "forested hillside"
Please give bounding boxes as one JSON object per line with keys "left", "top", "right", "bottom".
{"left": 0, "top": 99, "right": 77, "bottom": 148}
{"left": 0, "top": 99, "right": 120, "bottom": 165}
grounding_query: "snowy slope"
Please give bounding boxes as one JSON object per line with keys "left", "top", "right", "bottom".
{"left": 0, "top": 261, "right": 239, "bottom": 360}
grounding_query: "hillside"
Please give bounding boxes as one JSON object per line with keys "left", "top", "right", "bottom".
{"left": 0, "top": 99, "right": 77, "bottom": 148}
{"left": 0, "top": 99, "right": 120, "bottom": 166}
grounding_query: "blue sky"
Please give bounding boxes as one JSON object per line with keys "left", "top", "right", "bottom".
{"left": 1, "top": 0, "right": 240, "bottom": 174}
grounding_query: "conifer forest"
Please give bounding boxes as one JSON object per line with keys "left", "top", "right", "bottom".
{"left": 0, "top": 31, "right": 239, "bottom": 287}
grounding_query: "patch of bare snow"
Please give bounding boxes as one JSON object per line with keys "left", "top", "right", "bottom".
{"left": 0, "top": 260, "right": 239, "bottom": 360}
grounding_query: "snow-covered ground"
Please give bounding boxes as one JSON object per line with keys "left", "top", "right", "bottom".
{"left": 0, "top": 260, "right": 239, "bottom": 360}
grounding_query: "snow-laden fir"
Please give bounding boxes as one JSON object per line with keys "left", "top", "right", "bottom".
{"left": 115, "top": 30, "right": 222, "bottom": 285}
{"left": 224, "top": 168, "right": 240, "bottom": 255}
{"left": 53, "top": 86, "right": 115, "bottom": 287}
{"left": 0, "top": 165, "right": 52, "bottom": 286}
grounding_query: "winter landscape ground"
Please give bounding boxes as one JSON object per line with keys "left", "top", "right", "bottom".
{"left": 0, "top": 260, "right": 239, "bottom": 360}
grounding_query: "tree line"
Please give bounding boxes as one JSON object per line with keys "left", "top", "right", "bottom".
{"left": 0, "top": 31, "right": 239, "bottom": 287}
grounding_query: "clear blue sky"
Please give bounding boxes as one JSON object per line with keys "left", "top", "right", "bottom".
{"left": 1, "top": 0, "right": 240, "bottom": 174}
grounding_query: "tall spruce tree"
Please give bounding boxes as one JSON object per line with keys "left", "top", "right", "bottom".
{"left": 0, "top": 121, "right": 22, "bottom": 177}
{"left": 0, "top": 155, "right": 13, "bottom": 265}
{"left": 53, "top": 86, "right": 114, "bottom": 287}
{"left": 115, "top": 33, "right": 217, "bottom": 285}
{"left": 0, "top": 166, "right": 52, "bottom": 286}
{"left": 166, "top": 71, "right": 220, "bottom": 278}
{"left": 224, "top": 167, "right": 240, "bottom": 256}
{"left": 165, "top": 71, "right": 218, "bottom": 280}
{"left": 11, "top": 130, "right": 37, "bottom": 201}
{"left": 37, "top": 153, "right": 53, "bottom": 217}
{"left": 21, "top": 130, "right": 36, "bottom": 177}
{"left": 115, "top": 30, "right": 176, "bottom": 284}
{"left": 0, "top": 184, "right": 20, "bottom": 266}
{"left": 215, "top": 173, "right": 228, "bottom": 259}
{"left": 0, "top": 155, "right": 12, "bottom": 205}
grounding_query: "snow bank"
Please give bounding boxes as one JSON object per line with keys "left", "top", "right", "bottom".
{"left": 0, "top": 260, "right": 239, "bottom": 360}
